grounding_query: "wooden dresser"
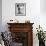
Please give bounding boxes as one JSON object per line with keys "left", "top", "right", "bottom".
{"left": 7, "top": 23, "right": 34, "bottom": 46}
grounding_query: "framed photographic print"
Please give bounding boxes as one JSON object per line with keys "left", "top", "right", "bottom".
{"left": 15, "top": 3, "right": 26, "bottom": 16}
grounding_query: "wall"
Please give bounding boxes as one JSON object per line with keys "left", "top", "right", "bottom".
{"left": 40, "top": 0, "right": 46, "bottom": 14}
{"left": 2, "top": 0, "right": 40, "bottom": 30}
{"left": 0, "top": 0, "right": 2, "bottom": 32}
{"left": 2, "top": 0, "right": 46, "bottom": 46}
{"left": 40, "top": 0, "right": 46, "bottom": 31}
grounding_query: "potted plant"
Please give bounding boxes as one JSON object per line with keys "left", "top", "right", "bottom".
{"left": 36, "top": 25, "right": 45, "bottom": 46}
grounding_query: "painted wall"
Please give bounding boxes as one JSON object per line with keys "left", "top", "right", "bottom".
{"left": 2, "top": 0, "right": 40, "bottom": 31}
{"left": 2, "top": 0, "right": 46, "bottom": 46}
{"left": 40, "top": 0, "right": 46, "bottom": 14}
{"left": 0, "top": 0, "right": 2, "bottom": 32}
{"left": 40, "top": 0, "right": 46, "bottom": 31}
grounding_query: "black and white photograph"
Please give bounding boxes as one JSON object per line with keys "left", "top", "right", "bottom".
{"left": 15, "top": 3, "right": 26, "bottom": 16}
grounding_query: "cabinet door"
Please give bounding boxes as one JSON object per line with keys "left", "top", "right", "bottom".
{"left": 11, "top": 32, "right": 28, "bottom": 46}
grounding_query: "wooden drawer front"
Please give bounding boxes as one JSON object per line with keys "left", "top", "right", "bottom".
{"left": 9, "top": 28, "right": 32, "bottom": 32}
{"left": 8, "top": 25, "right": 33, "bottom": 32}
{"left": 9, "top": 25, "right": 32, "bottom": 28}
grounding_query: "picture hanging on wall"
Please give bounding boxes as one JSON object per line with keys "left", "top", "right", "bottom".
{"left": 15, "top": 3, "right": 26, "bottom": 16}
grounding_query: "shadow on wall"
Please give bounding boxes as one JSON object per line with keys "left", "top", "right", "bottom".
{"left": 0, "top": 0, "right": 2, "bottom": 32}
{"left": 40, "top": 0, "right": 46, "bottom": 14}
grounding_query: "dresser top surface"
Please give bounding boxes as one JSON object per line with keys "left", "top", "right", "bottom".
{"left": 7, "top": 23, "right": 34, "bottom": 25}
